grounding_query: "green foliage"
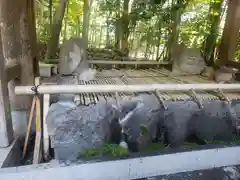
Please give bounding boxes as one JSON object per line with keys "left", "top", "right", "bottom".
{"left": 79, "top": 135, "right": 240, "bottom": 159}
{"left": 35, "top": 0, "right": 235, "bottom": 61}
{"left": 206, "top": 136, "right": 240, "bottom": 145}
{"left": 80, "top": 143, "right": 128, "bottom": 158}
{"left": 181, "top": 142, "right": 200, "bottom": 148}
{"left": 232, "top": 135, "right": 240, "bottom": 145}
{"left": 81, "top": 142, "right": 167, "bottom": 158}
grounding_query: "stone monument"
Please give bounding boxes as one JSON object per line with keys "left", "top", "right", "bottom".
{"left": 171, "top": 44, "right": 206, "bottom": 75}
{"left": 58, "top": 37, "right": 96, "bottom": 81}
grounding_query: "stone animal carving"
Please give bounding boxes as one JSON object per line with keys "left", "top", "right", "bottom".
{"left": 58, "top": 37, "right": 96, "bottom": 81}
{"left": 109, "top": 97, "right": 240, "bottom": 151}
{"left": 47, "top": 94, "right": 240, "bottom": 161}
{"left": 112, "top": 94, "right": 163, "bottom": 152}
{"left": 160, "top": 100, "right": 240, "bottom": 147}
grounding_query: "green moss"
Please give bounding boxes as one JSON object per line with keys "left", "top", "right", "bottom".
{"left": 206, "top": 140, "right": 226, "bottom": 145}
{"left": 206, "top": 136, "right": 240, "bottom": 145}
{"left": 231, "top": 135, "right": 240, "bottom": 145}
{"left": 80, "top": 143, "right": 128, "bottom": 158}
{"left": 181, "top": 142, "right": 199, "bottom": 148}
{"left": 79, "top": 135, "right": 240, "bottom": 158}
{"left": 142, "top": 143, "right": 166, "bottom": 152}
{"left": 102, "top": 143, "right": 128, "bottom": 156}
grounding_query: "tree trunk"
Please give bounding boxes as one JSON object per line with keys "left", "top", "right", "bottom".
{"left": 63, "top": 1, "right": 69, "bottom": 41}
{"left": 202, "top": 0, "right": 223, "bottom": 66}
{"left": 82, "top": 0, "right": 93, "bottom": 47}
{"left": 218, "top": 0, "right": 240, "bottom": 66}
{"left": 20, "top": 0, "right": 36, "bottom": 84}
{"left": 145, "top": 43, "right": 150, "bottom": 58}
{"left": 121, "top": 0, "right": 130, "bottom": 56}
{"left": 106, "top": 15, "right": 110, "bottom": 48}
{"left": 168, "top": 7, "right": 181, "bottom": 61}
{"left": 0, "top": 0, "right": 36, "bottom": 110}
{"left": 99, "top": 26, "right": 103, "bottom": 48}
{"left": 76, "top": 16, "right": 81, "bottom": 36}
{"left": 167, "top": 0, "right": 188, "bottom": 61}
{"left": 0, "top": 0, "right": 24, "bottom": 110}
{"left": 28, "top": 0, "right": 39, "bottom": 77}
{"left": 45, "top": 0, "right": 68, "bottom": 61}
{"left": 115, "top": 13, "right": 121, "bottom": 50}
{"left": 0, "top": 0, "right": 21, "bottom": 66}
{"left": 49, "top": 0, "right": 53, "bottom": 27}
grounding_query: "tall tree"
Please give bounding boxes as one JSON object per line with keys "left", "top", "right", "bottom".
{"left": 0, "top": 0, "right": 21, "bottom": 66}
{"left": 49, "top": 0, "right": 53, "bottom": 27}
{"left": 202, "top": 0, "right": 224, "bottom": 66}
{"left": 167, "top": 0, "right": 188, "bottom": 61}
{"left": 115, "top": 8, "right": 121, "bottom": 50}
{"left": 121, "top": 0, "right": 130, "bottom": 55}
{"left": 218, "top": 0, "right": 240, "bottom": 65}
{"left": 82, "top": 0, "right": 93, "bottom": 47}
{"left": 45, "top": 0, "right": 68, "bottom": 61}
{"left": 0, "top": 0, "right": 37, "bottom": 110}
{"left": 63, "top": 1, "right": 69, "bottom": 41}
{"left": 20, "top": 0, "right": 38, "bottom": 80}
{"left": 28, "top": 0, "right": 39, "bottom": 77}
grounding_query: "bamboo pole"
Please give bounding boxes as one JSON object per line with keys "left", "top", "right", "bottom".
{"left": 87, "top": 60, "right": 168, "bottom": 65}
{"left": 15, "top": 83, "right": 240, "bottom": 95}
{"left": 33, "top": 77, "right": 42, "bottom": 164}
{"left": 22, "top": 97, "right": 36, "bottom": 159}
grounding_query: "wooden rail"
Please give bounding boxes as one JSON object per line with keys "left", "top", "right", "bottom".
{"left": 88, "top": 60, "right": 169, "bottom": 65}
{"left": 47, "top": 59, "right": 170, "bottom": 65}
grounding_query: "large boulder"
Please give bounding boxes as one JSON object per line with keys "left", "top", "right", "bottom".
{"left": 190, "top": 100, "right": 240, "bottom": 142}
{"left": 46, "top": 100, "right": 121, "bottom": 161}
{"left": 214, "top": 66, "right": 235, "bottom": 83}
{"left": 171, "top": 44, "right": 206, "bottom": 75}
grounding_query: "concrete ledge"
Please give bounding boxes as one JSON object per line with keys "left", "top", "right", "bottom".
{"left": 0, "top": 146, "right": 239, "bottom": 179}
{"left": 0, "top": 138, "right": 20, "bottom": 168}
{"left": 40, "top": 66, "right": 53, "bottom": 77}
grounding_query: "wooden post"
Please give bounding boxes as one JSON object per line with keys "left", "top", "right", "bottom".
{"left": 0, "top": 34, "right": 13, "bottom": 147}
{"left": 27, "top": 0, "right": 39, "bottom": 77}
{"left": 43, "top": 94, "right": 50, "bottom": 160}
{"left": 218, "top": 0, "right": 240, "bottom": 65}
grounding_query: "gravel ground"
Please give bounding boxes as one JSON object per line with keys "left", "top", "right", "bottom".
{"left": 135, "top": 166, "right": 240, "bottom": 180}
